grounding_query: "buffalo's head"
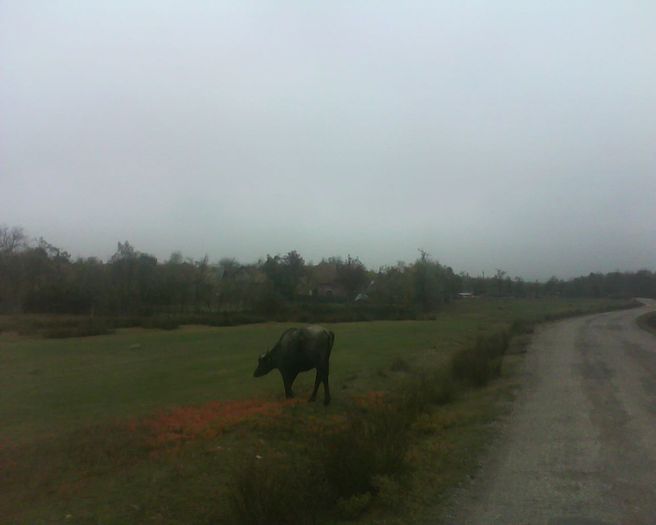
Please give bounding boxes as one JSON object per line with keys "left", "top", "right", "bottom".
{"left": 253, "top": 352, "right": 274, "bottom": 377}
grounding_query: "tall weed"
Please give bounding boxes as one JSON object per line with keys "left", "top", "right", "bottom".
{"left": 450, "top": 330, "right": 510, "bottom": 387}
{"left": 227, "top": 452, "right": 325, "bottom": 525}
{"left": 320, "top": 404, "right": 411, "bottom": 499}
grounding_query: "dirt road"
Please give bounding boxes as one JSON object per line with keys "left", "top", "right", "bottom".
{"left": 442, "top": 300, "right": 656, "bottom": 525}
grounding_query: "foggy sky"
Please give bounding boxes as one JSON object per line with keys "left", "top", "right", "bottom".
{"left": 1, "top": 1, "right": 655, "bottom": 280}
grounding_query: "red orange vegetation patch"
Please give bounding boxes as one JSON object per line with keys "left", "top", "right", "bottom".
{"left": 353, "top": 390, "right": 386, "bottom": 408}
{"left": 133, "top": 398, "right": 301, "bottom": 449}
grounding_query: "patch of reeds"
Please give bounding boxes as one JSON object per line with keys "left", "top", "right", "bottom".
{"left": 322, "top": 403, "right": 411, "bottom": 499}
{"left": 227, "top": 452, "right": 326, "bottom": 525}
{"left": 450, "top": 331, "right": 510, "bottom": 387}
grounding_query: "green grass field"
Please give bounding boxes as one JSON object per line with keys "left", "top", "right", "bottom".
{"left": 0, "top": 298, "right": 635, "bottom": 523}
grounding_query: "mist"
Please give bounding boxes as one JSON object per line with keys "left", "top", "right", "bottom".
{"left": 2, "top": 1, "right": 655, "bottom": 280}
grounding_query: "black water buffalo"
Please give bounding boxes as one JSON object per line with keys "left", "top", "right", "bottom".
{"left": 253, "top": 325, "right": 334, "bottom": 405}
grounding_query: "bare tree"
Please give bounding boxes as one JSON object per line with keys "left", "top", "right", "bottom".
{"left": 0, "top": 225, "right": 26, "bottom": 253}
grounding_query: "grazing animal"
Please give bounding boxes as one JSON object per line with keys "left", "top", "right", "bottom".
{"left": 253, "top": 325, "right": 335, "bottom": 405}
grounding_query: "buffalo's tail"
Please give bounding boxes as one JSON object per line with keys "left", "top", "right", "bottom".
{"left": 327, "top": 330, "right": 335, "bottom": 357}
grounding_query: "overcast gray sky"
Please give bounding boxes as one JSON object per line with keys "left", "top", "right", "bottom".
{"left": 1, "top": 1, "right": 654, "bottom": 279}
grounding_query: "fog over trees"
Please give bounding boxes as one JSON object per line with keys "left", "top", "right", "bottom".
{"left": 2, "top": 225, "right": 654, "bottom": 317}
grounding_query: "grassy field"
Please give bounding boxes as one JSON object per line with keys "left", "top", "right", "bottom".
{"left": 0, "top": 298, "right": 636, "bottom": 524}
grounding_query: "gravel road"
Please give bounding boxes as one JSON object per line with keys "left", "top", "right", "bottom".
{"left": 442, "top": 300, "right": 656, "bottom": 525}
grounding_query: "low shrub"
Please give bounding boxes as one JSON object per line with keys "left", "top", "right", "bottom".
{"left": 397, "top": 369, "right": 456, "bottom": 417}
{"left": 450, "top": 330, "right": 510, "bottom": 387}
{"left": 320, "top": 404, "right": 411, "bottom": 499}
{"left": 510, "top": 318, "right": 535, "bottom": 335}
{"left": 451, "top": 347, "right": 493, "bottom": 387}
{"left": 227, "top": 452, "right": 325, "bottom": 525}
{"left": 225, "top": 401, "right": 413, "bottom": 524}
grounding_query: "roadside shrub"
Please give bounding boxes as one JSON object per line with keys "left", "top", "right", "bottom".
{"left": 450, "top": 331, "right": 510, "bottom": 387}
{"left": 510, "top": 319, "right": 535, "bottom": 335}
{"left": 479, "top": 331, "right": 510, "bottom": 358}
{"left": 320, "top": 404, "right": 411, "bottom": 499}
{"left": 451, "top": 346, "right": 493, "bottom": 387}
{"left": 227, "top": 452, "right": 325, "bottom": 525}
{"left": 225, "top": 402, "right": 413, "bottom": 524}
{"left": 398, "top": 369, "right": 456, "bottom": 417}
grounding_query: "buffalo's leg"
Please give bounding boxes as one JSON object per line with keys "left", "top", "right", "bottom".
{"left": 309, "top": 370, "right": 321, "bottom": 402}
{"left": 282, "top": 371, "right": 297, "bottom": 399}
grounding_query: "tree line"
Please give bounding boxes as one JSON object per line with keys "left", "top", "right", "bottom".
{"left": 1, "top": 225, "right": 654, "bottom": 316}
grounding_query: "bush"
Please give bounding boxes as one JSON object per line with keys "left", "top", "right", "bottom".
{"left": 399, "top": 369, "right": 456, "bottom": 416}
{"left": 227, "top": 452, "right": 325, "bottom": 525}
{"left": 225, "top": 400, "right": 414, "bottom": 524}
{"left": 451, "top": 347, "right": 493, "bottom": 387}
{"left": 450, "top": 331, "right": 510, "bottom": 387}
{"left": 320, "top": 405, "right": 411, "bottom": 499}
{"left": 510, "top": 319, "right": 535, "bottom": 335}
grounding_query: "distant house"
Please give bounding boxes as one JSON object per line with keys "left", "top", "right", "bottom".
{"left": 457, "top": 292, "right": 475, "bottom": 299}
{"left": 217, "top": 264, "right": 268, "bottom": 310}
{"left": 309, "top": 262, "right": 348, "bottom": 300}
